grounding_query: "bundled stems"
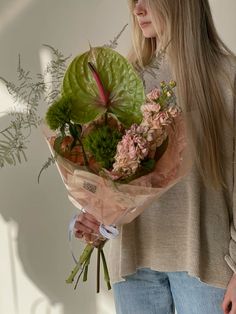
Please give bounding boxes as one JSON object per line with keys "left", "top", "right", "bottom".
{"left": 66, "top": 244, "right": 94, "bottom": 284}
{"left": 66, "top": 240, "right": 111, "bottom": 293}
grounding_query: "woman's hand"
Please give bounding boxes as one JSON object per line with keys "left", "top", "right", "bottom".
{"left": 222, "top": 273, "right": 236, "bottom": 313}
{"left": 74, "top": 212, "right": 101, "bottom": 247}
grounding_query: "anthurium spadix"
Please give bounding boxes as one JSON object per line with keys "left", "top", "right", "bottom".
{"left": 47, "top": 47, "right": 145, "bottom": 129}
{"left": 87, "top": 62, "right": 110, "bottom": 106}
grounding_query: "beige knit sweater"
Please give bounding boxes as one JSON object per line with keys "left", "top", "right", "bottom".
{"left": 108, "top": 55, "right": 236, "bottom": 289}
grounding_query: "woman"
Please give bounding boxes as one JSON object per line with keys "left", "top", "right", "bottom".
{"left": 74, "top": 1, "right": 236, "bottom": 313}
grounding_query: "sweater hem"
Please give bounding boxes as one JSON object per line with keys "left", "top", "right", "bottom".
{"left": 111, "top": 264, "right": 232, "bottom": 289}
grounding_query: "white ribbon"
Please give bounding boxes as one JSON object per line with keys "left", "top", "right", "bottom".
{"left": 68, "top": 214, "right": 79, "bottom": 264}
{"left": 99, "top": 224, "right": 119, "bottom": 240}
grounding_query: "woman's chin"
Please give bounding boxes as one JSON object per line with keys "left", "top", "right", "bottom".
{"left": 141, "top": 30, "right": 157, "bottom": 39}
{"left": 142, "top": 33, "right": 156, "bottom": 39}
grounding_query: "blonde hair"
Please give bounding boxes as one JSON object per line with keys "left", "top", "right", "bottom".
{"left": 128, "top": 0, "right": 236, "bottom": 189}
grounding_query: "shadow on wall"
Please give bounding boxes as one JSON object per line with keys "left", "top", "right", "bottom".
{"left": 0, "top": 112, "right": 101, "bottom": 314}
{"left": 1, "top": 0, "right": 235, "bottom": 312}
{"left": 0, "top": 0, "right": 129, "bottom": 312}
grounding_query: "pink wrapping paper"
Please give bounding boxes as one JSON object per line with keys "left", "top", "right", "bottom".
{"left": 42, "top": 115, "right": 191, "bottom": 226}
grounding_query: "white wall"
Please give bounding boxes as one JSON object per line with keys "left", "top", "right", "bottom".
{"left": 0, "top": 1, "right": 235, "bottom": 314}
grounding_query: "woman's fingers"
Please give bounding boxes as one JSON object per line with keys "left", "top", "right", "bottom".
{"left": 74, "top": 229, "right": 83, "bottom": 239}
{"left": 74, "top": 220, "right": 92, "bottom": 234}
{"left": 74, "top": 229, "right": 102, "bottom": 247}
{"left": 73, "top": 212, "right": 102, "bottom": 246}
{"left": 222, "top": 301, "right": 231, "bottom": 314}
{"left": 74, "top": 213, "right": 100, "bottom": 239}
{"left": 222, "top": 294, "right": 228, "bottom": 312}
{"left": 74, "top": 218, "right": 99, "bottom": 234}
{"left": 222, "top": 274, "right": 236, "bottom": 314}
{"left": 77, "top": 212, "right": 100, "bottom": 226}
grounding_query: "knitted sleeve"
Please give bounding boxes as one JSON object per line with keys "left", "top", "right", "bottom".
{"left": 224, "top": 73, "right": 236, "bottom": 273}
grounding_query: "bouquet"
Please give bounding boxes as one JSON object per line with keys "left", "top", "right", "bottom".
{"left": 43, "top": 46, "right": 190, "bottom": 292}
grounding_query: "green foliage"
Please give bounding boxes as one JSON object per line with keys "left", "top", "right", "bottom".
{"left": 45, "top": 96, "right": 73, "bottom": 130}
{"left": 141, "top": 159, "right": 156, "bottom": 171}
{"left": 37, "top": 155, "right": 56, "bottom": 183}
{"left": 154, "top": 136, "right": 169, "bottom": 161}
{"left": 102, "top": 24, "right": 128, "bottom": 49}
{"left": 0, "top": 47, "right": 70, "bottom": 168}
{"left": 83, "top": 125, "right": 122, "bottom": 169}
{"left": 0, "top": 120, "right": 28, "bottom": 168}
{"left": 42, "top": 44, "right": 71, "bottom": 105}
{"left": 135, "top": 47, "right": 166, "bottom": 89}
{"left": 156, "top": 81, "right": 177, "bottom": 109}
{"left": 0, "top": 25, "right": 138, "bottom": 169}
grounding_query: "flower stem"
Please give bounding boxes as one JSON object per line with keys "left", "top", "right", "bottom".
{"left": 66, "top": 244, "right": 94, "bottom": 284}
{"left": 97, "top": 245, "right": 101, "bottom": 293}
{"left": 83, "top": 264, "right": 89, "bottom": 282}
{"left": 77, "top": 137, "right": 89, "bottom": 166}
{"left": 101, "top": 248, "right": 111, "bottom": 290}
{"left": 83, "top": 253, "right": 91, "bottom": 282}
{"left": 104, "top": 112, "right": 108, "bottom": 125}
{"left": 74, "top": 262, "right": 86, "bottom": 290}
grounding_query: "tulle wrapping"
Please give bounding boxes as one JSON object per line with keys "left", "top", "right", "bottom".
{"left": 42, "top": 115, "right": 191, "bottom": 226}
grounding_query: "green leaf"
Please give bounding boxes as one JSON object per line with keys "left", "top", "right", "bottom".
{"left": 101, "top": 249, "right": 111, "bottom": 290}
{"left": 53, "top": 136, "right": 64, "bottom": 154}
{"left": 63, "top": 47, "right": 145, "bottom": 127}
{"left": 154, "top": 137, "right": 169, "bottom": 161}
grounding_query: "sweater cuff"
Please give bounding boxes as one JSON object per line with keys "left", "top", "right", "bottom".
{"left": 225, "top": 254, "right": 236, "bottom": 273}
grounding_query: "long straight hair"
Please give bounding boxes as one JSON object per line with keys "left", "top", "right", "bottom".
{"left": 127, "top": 0, "right": 236, "bottom": 189}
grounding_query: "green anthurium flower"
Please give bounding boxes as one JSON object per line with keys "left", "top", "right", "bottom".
{"left": 62, "top": 47, "right": 145, "bottom": 127}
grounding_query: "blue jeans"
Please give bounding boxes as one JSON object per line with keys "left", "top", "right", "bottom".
{"left": 112, "top": 268, "right": 226, "bottom": 314}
